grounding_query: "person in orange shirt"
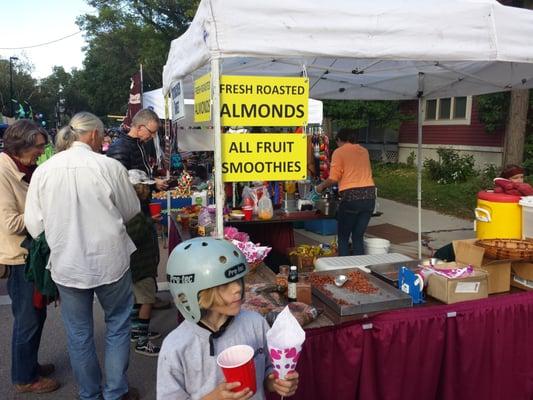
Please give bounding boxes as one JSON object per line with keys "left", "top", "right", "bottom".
{"left": 316, "top": 128, "right": 376, "bottom": 256}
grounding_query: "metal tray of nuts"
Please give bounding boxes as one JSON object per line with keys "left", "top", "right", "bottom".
{"left": 310, "top": 268, "right": 412, "bottom": 316}
{"left": 368, "top": 260, "right": 422, "bottom": 287}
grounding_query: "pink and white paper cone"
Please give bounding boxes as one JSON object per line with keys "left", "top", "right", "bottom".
{"left": 266, "top": 306, "right": 306, "bottom": 380}
{"left": 268, "top": 345, "right": 302, "bottom": 380}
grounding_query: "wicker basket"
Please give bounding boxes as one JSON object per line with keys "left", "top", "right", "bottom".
{"left": 475, "top": 239, "right": 533, "bottom": 261}
{"left": 288, "top": 249, "right": 316, "bottom": 273}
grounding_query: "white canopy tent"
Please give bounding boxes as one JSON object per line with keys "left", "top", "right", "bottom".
{"left": 162, "top": 0, "right": 533, "bottom": 255}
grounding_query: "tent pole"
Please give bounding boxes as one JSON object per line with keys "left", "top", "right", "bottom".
{"left": 211, "top": 57, "right": 224, "bottom": 239}
{"left": 417, "top": 97, "right": 423, "bottom": 258}
{"left": 417, "top": 72, "right": 425, "bottom": 259}
{"left": 164, "top": 94, "right": 172, "bottom": 240}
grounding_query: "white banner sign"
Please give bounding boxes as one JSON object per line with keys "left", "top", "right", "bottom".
{"left": 171, "top": 80, "right": 185, "bottom": 121}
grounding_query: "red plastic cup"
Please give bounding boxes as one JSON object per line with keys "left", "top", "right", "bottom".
{"left": 242, "top": 206, "right": 253, "bottom": 221}
{"left": 217, "top": 345, "right": 257, "bottom": 394}
{"left": 148, "top": 202, "right": 162, "bottom": 217}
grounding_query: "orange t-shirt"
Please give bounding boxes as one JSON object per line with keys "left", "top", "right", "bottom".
{"left": 329, "top": 143, "right": 375, "bottom": 192}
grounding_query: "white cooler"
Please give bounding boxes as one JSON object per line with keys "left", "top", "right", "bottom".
{"left": 519, "top": 196, "right": 533, "bottom": 239}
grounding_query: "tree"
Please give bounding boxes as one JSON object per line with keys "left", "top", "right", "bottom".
{"left": 75, "top": 0, "right": 200, "bottom": 117}
{"left": 0, "top": 55, "right": 38, "bottom": 118}
{"left": 35, "top": 66, "right": 90, "bottom": 126}
{"left": 503, "top": 89, "right": 530, "bottom": 165}
{"left": 323, "top": 100, "right": 413, "bottom": 132}
{"left": 502, "top": 0, "right": 533, "bottom": 165}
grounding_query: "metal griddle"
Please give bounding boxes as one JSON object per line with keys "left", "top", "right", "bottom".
{"left": 368, "top": 260, "right": 422, "bottom": 287}
{"left": 311, "top": 268, "right": 412, "bottom": 316}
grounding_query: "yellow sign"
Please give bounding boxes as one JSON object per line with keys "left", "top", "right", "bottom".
{"left": 222, "top": 133, "right": 307, "bottom": 182}
{"left": 194, "top": 73, "right": 211, "bottom": 122}
{"left": 220, "top": 76, "right": 308, "bottom": 126}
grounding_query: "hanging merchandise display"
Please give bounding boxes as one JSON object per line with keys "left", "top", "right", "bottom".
{"left": 311, "top": 127, "right": 330, "bottom": 181}
{"left": 175, "top": 170, "right": 193, "bottom": 198}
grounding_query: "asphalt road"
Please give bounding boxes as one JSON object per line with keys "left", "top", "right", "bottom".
{"left": 0, "top": 290, "right": 177, "bottom": 400}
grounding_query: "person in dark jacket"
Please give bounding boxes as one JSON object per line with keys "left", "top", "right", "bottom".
{"left": 107, "top": 108, "right": 168, "bottom": 193}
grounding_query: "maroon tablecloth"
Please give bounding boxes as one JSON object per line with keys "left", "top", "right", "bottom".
{"left": 267, "top": 290, "right": 533, "bottom": 400}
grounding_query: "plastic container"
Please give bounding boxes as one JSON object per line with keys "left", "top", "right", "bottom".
{"left": 475, "top": 191, "right": 521, "bottom": 239}
{"left": 242, "top": 206, "right": 253, "bottom": 221}
{"left": 151, "top": 197, "right": 193, "bottom": 226}
{"left": 297, "top": 181, "right": 312, "bottom": 199}
{"left": 216, "top": 345, "right": 257, "bottom": 394}
{"left": 364, "top": 238, "right": 390, "bottom": 255}
{"left": 519, "top": 196, "right": 533, "bottom": 239}
{"left": 151, "top": 197, "right": 193, "bottom": 211}
{"left": 148, "top": 203, "right": 161, "bottom": 217}
{"left": 304, "top": 219, "right": 337, "bottom": 235}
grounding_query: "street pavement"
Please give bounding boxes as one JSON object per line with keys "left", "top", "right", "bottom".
{"left": 0, "top": 198, "right": 475, "bottom": 399}
{"left": 297, "top": 197, "right": 475, "bottom": 257}
{"left": 0, "top": 290, "right": 177, "bottom": 400}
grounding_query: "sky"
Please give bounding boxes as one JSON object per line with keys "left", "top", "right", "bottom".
{"left": 1, "top": 0, "right": 95, "bottom": 79}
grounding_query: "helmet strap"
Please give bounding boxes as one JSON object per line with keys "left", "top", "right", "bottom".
{"left": 198, "top": 316, "right": 235, "bottom": 356}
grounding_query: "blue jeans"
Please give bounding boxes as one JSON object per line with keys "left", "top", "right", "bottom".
{"left": 56, "top": 271, "right": 133, "bottom": 400}
{"left": 7, "top": 264, "right": 47, "bottom": 384}
{"left": 337, "top": 199, "right": 375, "bottom": 256}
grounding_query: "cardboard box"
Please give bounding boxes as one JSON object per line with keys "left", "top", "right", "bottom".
{"left": 511, "top": 262, "right": 533, "bottom": 291}
{"left": 427, "top": 262, "right": 489, "bottom": 304}
{"left": 452, "top": 239, "right": 512, "bottom": 294}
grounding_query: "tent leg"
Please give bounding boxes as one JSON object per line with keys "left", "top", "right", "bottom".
{"left": 417, "top": 97, "right": 423, "bottom": 258}
{"left": 211, "top": 57, "right": 224, "bottom": 239}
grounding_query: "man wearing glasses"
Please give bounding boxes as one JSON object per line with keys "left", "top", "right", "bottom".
{"left": 107, "top": 108, "right": 167, "bottom": 192}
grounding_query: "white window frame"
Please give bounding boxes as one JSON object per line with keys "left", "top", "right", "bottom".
{"left": 422, "top": 96, "right": 472, "bottom": 126}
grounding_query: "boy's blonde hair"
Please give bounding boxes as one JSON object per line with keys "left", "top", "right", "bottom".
{"left": 198, "top": 279, "right": 243, "bottom": 310}
{"left": 198, "top": 286, "right": 227, "bottom": 310}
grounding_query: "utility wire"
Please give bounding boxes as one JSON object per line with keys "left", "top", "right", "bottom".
{"left": 1, "top": 2, "right": 140, "bottom": 51}
{"left": 0, "top": 31, "right": 82, "bottom": 50}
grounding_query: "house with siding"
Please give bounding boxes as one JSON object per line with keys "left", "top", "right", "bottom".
{"left": 397, "top": 96, "right": 506, "bottom": 168}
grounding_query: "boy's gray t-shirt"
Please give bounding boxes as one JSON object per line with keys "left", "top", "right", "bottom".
{"left": 157, "top": 310, "right": 273, "bottom": 400}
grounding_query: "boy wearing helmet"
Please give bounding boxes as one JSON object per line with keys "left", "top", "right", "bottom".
{"left": 158, "top": 237, "right": 299, "bottom": 399}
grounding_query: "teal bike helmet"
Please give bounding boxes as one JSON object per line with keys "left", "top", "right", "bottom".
{"left": 166, "top": 237, "right": 248, "bottom": 322}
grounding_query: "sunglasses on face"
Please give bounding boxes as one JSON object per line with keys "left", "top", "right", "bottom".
{"left": 141, "top": 125, "right": 158, "bottom": 135}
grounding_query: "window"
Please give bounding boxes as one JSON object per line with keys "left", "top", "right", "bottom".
{"left": 423, "top": 96, "right": 472, "bottom": 125}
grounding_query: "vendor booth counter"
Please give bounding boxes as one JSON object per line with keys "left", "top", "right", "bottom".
{"left": 168, "top": 217, "right": 533, "bottom": 400}
{"left": 169, "top": 210, "right": 335, "bottom": 268}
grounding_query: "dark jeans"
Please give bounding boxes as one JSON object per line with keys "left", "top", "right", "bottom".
{"left": 7, "top": 265, "right": 47, "bottom": 384}
{"left": 337, "top": 199, "right": 376, "bottom": 256}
